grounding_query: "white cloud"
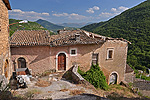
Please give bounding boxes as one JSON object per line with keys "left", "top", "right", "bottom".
{"left": 53, "top": 13, "right": 69, "bottom": 17}
{"left": 9, "top": 9, "right": 50, "bottom": 21}
{"left": 111, "top": 8, "right": 117, "bottom": 12}
{"left": 53, "top": 13, "right": 87, "bottom": 20}
{"left": 99, "top": 12, "right": 114, "bottom": 18}
{"left": 99, "top": 6, "right": 129, "bottom": 18}
{"left": 118, "top": 6, "right": 129, "bottom": 11}
{"left": 86, "top": 6, "right": 100, "bottom": 14}
{"left": 93, "top": 6, "right": 100, "bottom": 10}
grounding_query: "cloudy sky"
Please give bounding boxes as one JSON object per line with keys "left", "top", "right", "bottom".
{"left": 9, "top": 0, "right": 146, "bottom": 24}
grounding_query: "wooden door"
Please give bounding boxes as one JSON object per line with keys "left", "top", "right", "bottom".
{"left": 58, "top": 53, "right": 66, "bottom": 70}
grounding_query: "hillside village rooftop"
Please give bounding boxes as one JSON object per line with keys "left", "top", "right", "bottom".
{"left": 10, "top": 30, "right": 131, "bottom": 47}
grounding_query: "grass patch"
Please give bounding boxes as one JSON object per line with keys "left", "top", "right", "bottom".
{"left": 24, "top": 89, "right": 42, "bottom": 99}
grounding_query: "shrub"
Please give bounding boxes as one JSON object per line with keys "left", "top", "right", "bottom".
{"left": 78, "top": 64, "right": 109, "bottom": 90}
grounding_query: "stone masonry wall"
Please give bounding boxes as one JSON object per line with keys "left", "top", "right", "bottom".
{"left": 11, "top": 39, "right": 128, "bottom": 84}
{"left": 50, "top": 40, "right": 128, "bottom": 84}
{"left": 11, "top": 46, "right": 52, "bottom": 75}
{"left": 0, "top": 0, "right": 11, "bottom": 79}
{"left": 125, "top": 72, "right": 134, "bottom": 83}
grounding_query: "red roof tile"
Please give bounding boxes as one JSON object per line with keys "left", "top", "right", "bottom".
{"left": 10, "top": 30, "right": 50, "bottom": 46}
{"left": 49, "top": 30, "right": 104, "bottom": 47}
{"left": 10, "top": 30, "right": 130, "bottom": 47}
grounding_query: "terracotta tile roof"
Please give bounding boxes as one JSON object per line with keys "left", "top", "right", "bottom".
{"left": 10, "top": 30, "right": 50, "bottom": 46}
{"left": 49, "top": 30, "right": 104, "bottom": 47}
{"left": 10, "top": 29, "right": 130, "bottom": 47}
{"left": 125, "top": 64, "right": 134, "bottom": 73}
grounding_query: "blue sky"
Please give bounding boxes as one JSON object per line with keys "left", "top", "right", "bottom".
{"left": 9, "top": 0, "right": 146, "bottom": 24}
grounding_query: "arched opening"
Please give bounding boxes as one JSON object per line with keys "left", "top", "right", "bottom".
{"left": 58, "top": 53, "right": 66, "bottom": 70}
{"left": 109, "top": 73, "right": 117, "bottom": 85}
{"left": 17, "top": 57, "right": 26, "bottom": 68}
{"left": 4, "top": 59, "right": 9, "bottom": 78}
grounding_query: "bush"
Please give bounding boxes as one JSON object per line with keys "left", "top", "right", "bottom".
{"left": 78, "top": 64, "right": 109, "bottom": 90}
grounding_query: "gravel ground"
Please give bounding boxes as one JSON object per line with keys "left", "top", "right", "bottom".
{"left": 14, "top": 76, "right": 107, "bottom": 100}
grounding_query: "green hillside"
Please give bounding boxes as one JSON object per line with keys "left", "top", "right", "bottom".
{"left": 35, "top": 19, "right": 64, "bottom": 32}
{"left": 82, "top": 0, "right": 150, "bottom": 72}
{"left": 81, "top": 22, "right": 106, "bottom": 32}
{"left": 36, "top": 19, "right": 77, "bottom": 33}
{"left": 9, "top": 19, "right": 47, "bottom": 36}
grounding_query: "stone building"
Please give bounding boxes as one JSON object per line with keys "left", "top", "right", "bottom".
{"left": 10, "top": 30, "right": 132, "bottom": 84}
{"left": 0, "top": 0, "right": 12, "bottom": 80}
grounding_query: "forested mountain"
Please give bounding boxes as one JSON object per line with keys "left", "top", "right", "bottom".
{"left": 36, "top": 19, "right": 65, "bottom": 32}
{"left": 58, "top": 22, "right": 92, "bottom": 28}
{"left": 9, "top": 19, "right": 47, "bottom": 36}
{"left": 82, "top": 0, "right": 150, "bottom": 72}
{"left": 36, "top": 19, "right": 77, "bottom": 33}
{"left": 82, "top": 22, "right": 106, "bottom": 32}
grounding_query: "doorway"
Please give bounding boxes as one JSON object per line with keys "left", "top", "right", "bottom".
{"left": 58, "top": 53, "right": 66, "bottom": 70}
{"left": 18, "top": 57, "right": 26, "bottom": 68}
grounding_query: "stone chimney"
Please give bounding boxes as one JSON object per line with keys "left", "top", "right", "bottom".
{"left": 75, "top": 34, "right": 80, "bottom": 42}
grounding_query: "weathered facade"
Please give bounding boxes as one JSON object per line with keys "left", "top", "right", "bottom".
{"left": 0, "top": 0, "right": 12, "bottom": 79}
{"left": 10, "top": 30, "right": 131, "bottom": 84}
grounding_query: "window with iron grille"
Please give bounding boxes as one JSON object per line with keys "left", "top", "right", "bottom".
{"left": 70, "top": 48, "right": 77, "bottom": 56}
{"left": 92, "top": 53, "right": 98, "bottom": 65}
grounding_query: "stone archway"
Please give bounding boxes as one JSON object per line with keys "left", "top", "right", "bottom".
{"left": 109, "top": 72, "right": 118, "bottom": 85}
{"left": 17, "top": 57, "right": 26, "bottom": 68}
{"left": 56, "top": 51, "right": 68, "bottom": 71}
{"left": 58, "top": 53, "right": 66, "bottom": 70}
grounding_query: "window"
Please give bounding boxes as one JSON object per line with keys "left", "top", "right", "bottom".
{"left": 92, "top": 53, "right": 98, "bottom": 65}
{"left": 70, "top": 48, "right": 77, "bottom": 56}
{"left": 107, "top": 48, "right": 114, "bottom": 59}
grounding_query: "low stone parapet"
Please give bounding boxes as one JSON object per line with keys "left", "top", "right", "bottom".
{"left": 71, "top": 65, "right": 84, "bottom": 84}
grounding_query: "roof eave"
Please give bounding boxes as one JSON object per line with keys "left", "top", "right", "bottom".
{"left": 3, "top": 0, "right": 11, "bottom": 10}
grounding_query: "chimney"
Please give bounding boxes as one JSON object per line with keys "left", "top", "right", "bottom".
{"left": 75, "top": 34, "right": 80, "bottom": 42}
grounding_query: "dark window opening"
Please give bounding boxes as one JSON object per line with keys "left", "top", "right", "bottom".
{"left": 109, "top": 50, "right": 113, "bottom": 58}
{"left": 71, "top": 50, "right": 76, "bottom": 55}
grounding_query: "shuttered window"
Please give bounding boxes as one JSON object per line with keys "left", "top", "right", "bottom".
{"left": 92, "top": 53, "right": 98, "bottom": 65}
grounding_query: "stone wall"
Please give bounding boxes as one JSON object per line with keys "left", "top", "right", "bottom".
{"left": 0, "top": 0, "right": 11, "bottom": 79}
{"left": 71, "top": 64, "right": 84, "bottom": 83}
{"left": 125, "top": 72, "right": 134, "bottom": 83}
{"left": 133, "top": 78, "right": 150, "bottom": 90}
{"left": 11, "top": 39, "right": 128, "bottom": 84}
{"left": 11, "top": 46, "right": 52, "bottom": 75}
{"left": 133, "top": 78, "right": 150, "bottom": 97}
{"left": 50, "top": 40, "right": 128, "bottom": 84}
